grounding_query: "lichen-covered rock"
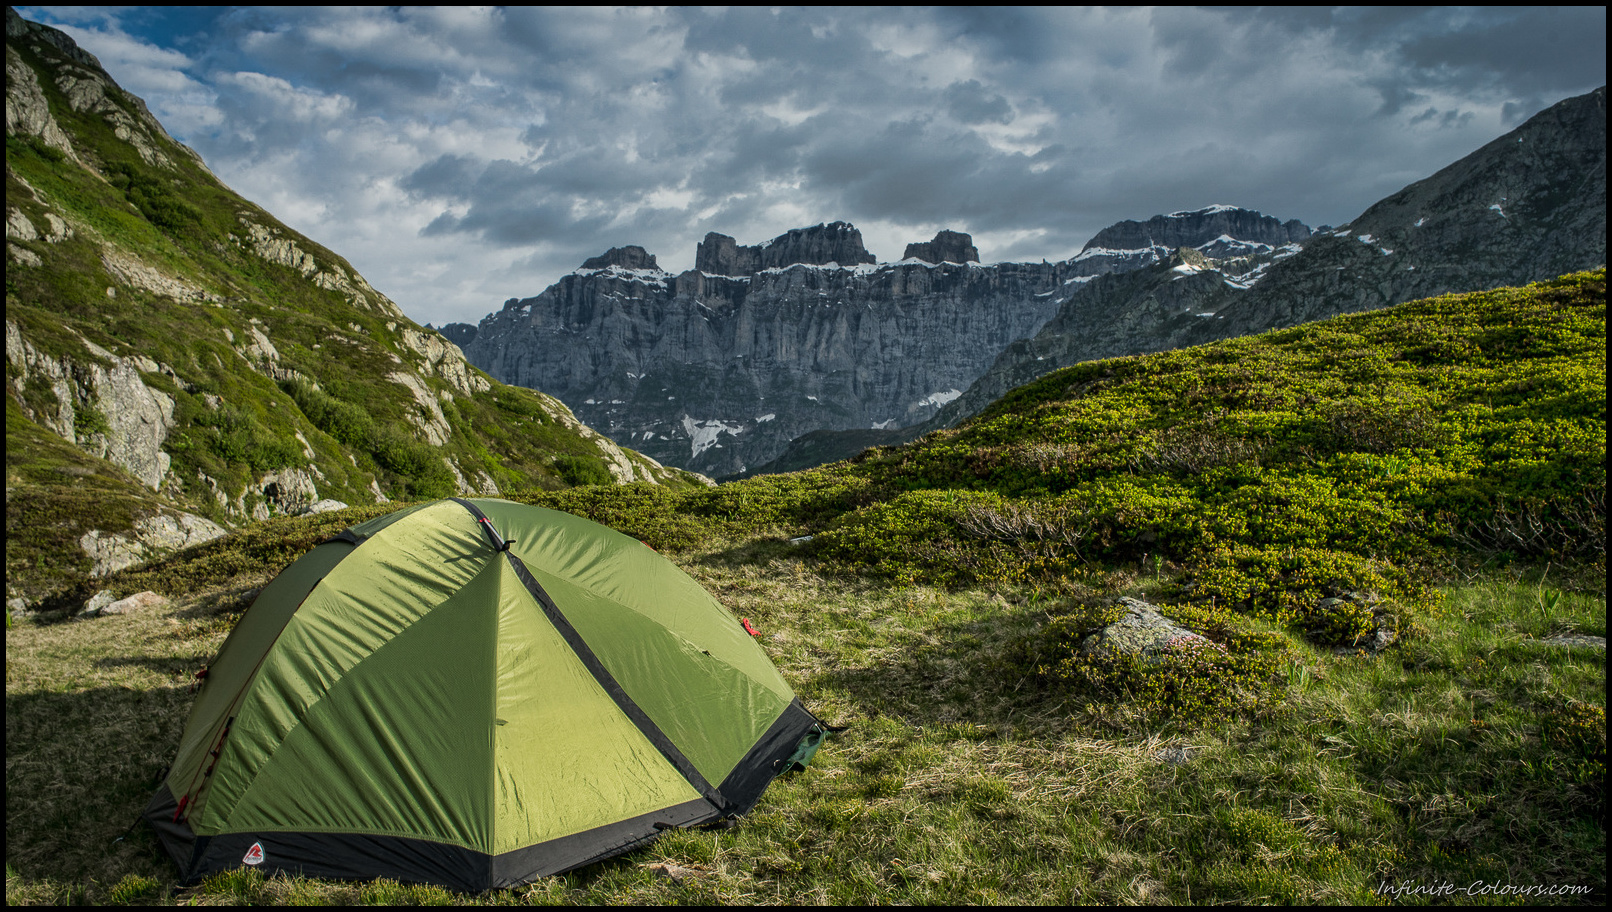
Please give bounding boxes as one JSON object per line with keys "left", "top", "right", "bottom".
{"left": 257, "top": 468, "right": 320, "bottom": 515}
{"left": 5, "top": 42, "right": 80, "bottom": 162}
{"left": 77, "top": 342, "right": 176, "bottom": 489}
{"left": 79, "top": 511, "right": 227, "bottom": 577}
{"left": 81, "top": 590, "right": 116, "bottom": 616}
{"left": 7, "top": 322, "right": 177, "bottom": 489}
{"left": 1077, "top": 596, "right": 1216, "bottom": 664}
{"left": 96, "top": 590, "right": 168, "bottom": 616}
{"left": 386, "top": 370, "right": 452, "bottom": 447}
{"left": 400, "top": 327, "right": 491, "bottom": 397}
{"left": 101, "top": 249, "right": 213, "bottom": 302}
{"left": 1318, "top": 591, "right": 1399, "bottom": 655}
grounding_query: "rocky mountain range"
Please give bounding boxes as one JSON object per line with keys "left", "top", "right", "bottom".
{"left": 456, "top": 86, "right": 1602, "bottom": 480}
{"left": 5, "top": 9, "right": 698, "bottom": 603}
{"left": 454, "top": 209, "right": 1315, "bottom": 477}
{"left": 920, "top": 85, "right": 1607, "bottom": 435}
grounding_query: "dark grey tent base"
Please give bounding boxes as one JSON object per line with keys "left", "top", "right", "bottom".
{"left": 142, "top": 698, "right": 824, "bottom": 891}
{"left": 147, "top": 784, "right": 718, "bottom": 891}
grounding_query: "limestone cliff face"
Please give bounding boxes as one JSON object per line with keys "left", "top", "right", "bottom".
{"left": 929, "top": 87, "right": 1608, "bottom": 433}
{"left": 581, "top": 245, "right": 659, "bottom": 270}
{"left": 1069, "top": 205, "right": 1310, "bottom": 278}
{"left": 695, "top": 222, "right": 877, "bottom": 276}
{"left": 1084, "top": 206, "right": 1310, "bottom": 253}
{"left": 463, "top": 210, "right": 1317, "bottom": 476}
{"left": 904, "top": 230, "right": 980, "bottom": 264}
{"left": 465, "top": 251, "right": 1073, "bottom": 476}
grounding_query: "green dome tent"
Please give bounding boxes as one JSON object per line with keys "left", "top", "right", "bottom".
{"left": 144, "top": 498, "right": 825, "bottom": 891}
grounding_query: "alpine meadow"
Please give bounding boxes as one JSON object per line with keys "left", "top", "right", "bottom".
{"left": 6, "top": 7, "right": 1606, "bottom": 906}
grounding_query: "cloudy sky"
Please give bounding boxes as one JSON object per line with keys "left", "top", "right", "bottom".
{"left": 20, "top": 6, "right": 1607, "bottom": 327}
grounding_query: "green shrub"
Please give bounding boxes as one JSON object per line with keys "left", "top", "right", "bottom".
{"left": 1183, "top": 545, "right": 1432, "bottom": 646}
{"left": 72, "top": 402, "right": 109, "bottom": 438}
{"left": 815, "top": 490, "right": 1087, "bottom": 588}
{"left": 8, "top": 132, "right": 67, "bottom": 165}
{"left": 192, "top": 403, "right": 300, "bottom": 473}
{"left": 525, "top": 483, "right": 714, "bottom": 552}
{"left": 105, "top": 161, "right": 207, "bottom": 238}
{"left": 106, "top": 873, "right": 161, "bottom": 905}
{"left": 552, "top": 453, "right": 613, "bottom": 487}
{"left": 370, "top": 424, "right": 455, "bottom": 499}
{"left": 281, "top": 378, "right": 374, "bottom": 448}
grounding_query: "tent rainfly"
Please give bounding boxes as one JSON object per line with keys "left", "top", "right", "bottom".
{"left": 144, "top": 498, "right": 826, "bottom": 890}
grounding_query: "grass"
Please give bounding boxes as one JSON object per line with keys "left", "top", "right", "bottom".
{"left": 5, "top": 534, "right": 1604, "bottom": 904}
{"left": 8, "top": 271, "right": 1605, "bottom": 903}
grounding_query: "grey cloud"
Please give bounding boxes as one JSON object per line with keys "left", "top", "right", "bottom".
{"left": 930, "top": 7, "right": 1077, "bottom": 66}
{"left": 401, "top": 154, "right": 483, "bottom": 200}
{"left": 945, "top": 80, "right": 1014, "bottom": 125}
{"left": 31, "top": 5, "right": 1602, "bottom": 327}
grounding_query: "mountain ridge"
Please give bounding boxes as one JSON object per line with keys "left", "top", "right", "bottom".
{"left": 458, "top": 208, "right": 1312, "bottom": 476}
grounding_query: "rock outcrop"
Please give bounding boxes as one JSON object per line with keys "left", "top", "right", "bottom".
{"left": 80, "top": 512, "right": 227, "bottom": 578}
{"left": 1084, "top": 205, "right": 1310, "bottom": 253}
{"left": 7, "top": 320, "right": 178, "bottom": 489}
{"left": 581, "top": 245, "right": 659, "bottom": 271}
{"left": 1077, "top": 597, "right": 1215, "bottom": 664}
{"left": 695, "top": 222, "right": 877, "bottom": 276}
{"left": 1068, "top": 205, "right": 1308, "bottom": 278}
{"left": 904, "top": 230, "right": 980, "bottom": 264}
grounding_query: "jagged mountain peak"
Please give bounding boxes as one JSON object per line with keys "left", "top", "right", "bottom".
{"left": 904, "top": 230, "right": 980, "bottom": 264}
{"left": 696, "top": 221, "right": 877, "bottom": 276}
{"left": 1081, "top": 206, "right": 1312, "bottom": 254}
{"left": 579, "top": 245, "right": 661, "bottom": 272}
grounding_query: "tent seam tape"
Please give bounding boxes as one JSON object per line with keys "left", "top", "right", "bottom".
{"left": 447, "top": 497, "right": 729, "bottom": 813}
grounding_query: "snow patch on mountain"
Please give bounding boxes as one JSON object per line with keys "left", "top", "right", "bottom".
{"left": 681, "top": 415, "right": 745, "bottom": 458}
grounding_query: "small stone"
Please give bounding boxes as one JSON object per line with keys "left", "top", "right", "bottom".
{"left": 642, "top": 862, "right": 700, "bottom": 882}
{"left": 81, "top": 590, "right": 116, "bottom": 617}
{"left": 98, "top": 590, "right": 168, "bottom": 616}
{"left": 1155, "top": 746, "right": 1196, "bottom": 766}
{"left": 1537, "top": 635, "right": 1606, "bottom": 649}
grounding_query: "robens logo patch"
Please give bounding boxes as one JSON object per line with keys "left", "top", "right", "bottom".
{"left": 242, "top": 841, "right": 264, "bottom": 866}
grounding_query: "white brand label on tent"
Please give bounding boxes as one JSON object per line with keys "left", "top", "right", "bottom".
{"left": 243, "top": 842, "right": 264, "bottom": 866}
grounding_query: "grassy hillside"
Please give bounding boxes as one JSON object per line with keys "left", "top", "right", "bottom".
{"left": 7, "top": 271, "right": 1603, "bottom": 904}
{"left": 6, "top": 20, "right": 702, "bottom": 603}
